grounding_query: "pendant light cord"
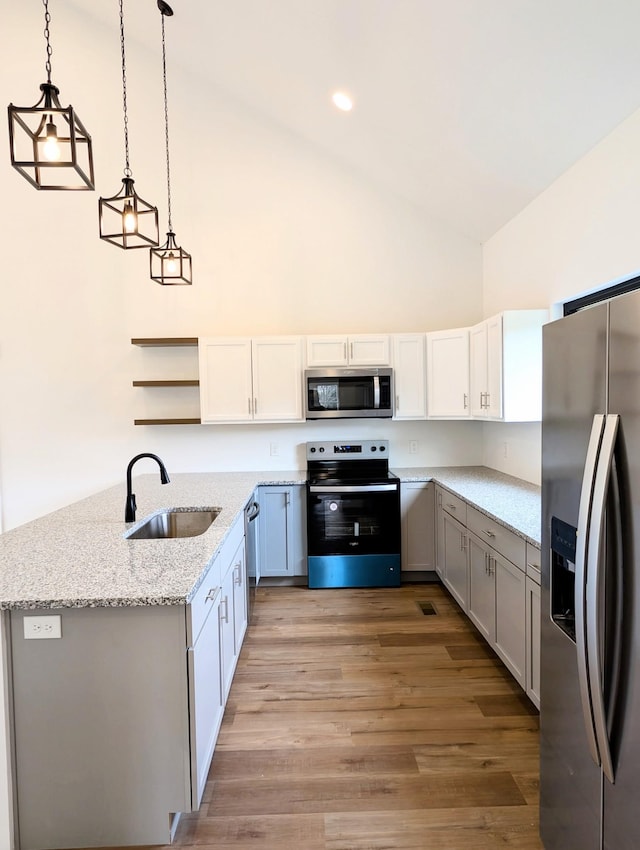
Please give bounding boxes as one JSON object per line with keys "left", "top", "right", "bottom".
{"left": 119, "top": 0, "right": 131, "bottom": 176}
{"left": 160, "top": 8, "right": 172, "bottom": 231}
{"left": 42, "top": 0, "right": 53, "bottom": 84}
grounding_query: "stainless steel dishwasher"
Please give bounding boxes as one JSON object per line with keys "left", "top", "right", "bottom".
{"left": 244, "top": 497, "right": 260, "bottom": 620}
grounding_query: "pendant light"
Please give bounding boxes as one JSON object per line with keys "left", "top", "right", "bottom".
{"left": 99, "top": 0, "right": 159, "bottom": 249}
{"left": 7, "top": 0, "right": 94, "bottom": 190}
{"left": 150, "top": 1, "right": 192, "bottom": 285}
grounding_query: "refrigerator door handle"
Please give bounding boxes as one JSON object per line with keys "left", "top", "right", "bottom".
{"left": 586, "top": 413, "right": 619, "bottom": 784}
{"left": 575, "top": 413, "right": 606, "bottom": 769}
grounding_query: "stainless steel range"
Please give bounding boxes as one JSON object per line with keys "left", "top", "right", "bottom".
{"left": 305, "top": 439, "right": 401, "bottom": 588}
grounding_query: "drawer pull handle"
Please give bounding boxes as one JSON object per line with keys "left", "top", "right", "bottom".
{"left": 205, "top": 587, "right": 218, "bottom": 602}
{"left": 527, "top": 562, "right": 540, "bottom": 570}
{"left": 483, "top": 529, "right": 496, "bottom": 538}
{"left": 446, "top": 503, "right": 457, "bottom": 510}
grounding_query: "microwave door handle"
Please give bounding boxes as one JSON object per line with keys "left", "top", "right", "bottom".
{"left": 586, "top": 413, "right": 619, "bottom": 784}
{"left": 575, "top": 413, "right": 606, "bottom": 770}
{"left": 373, "top": 376, "right": 380, "bottom": 409}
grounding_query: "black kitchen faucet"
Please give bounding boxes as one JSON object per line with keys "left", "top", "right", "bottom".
{"left": 125, "top": 453, "right": 170, "bottom": 522}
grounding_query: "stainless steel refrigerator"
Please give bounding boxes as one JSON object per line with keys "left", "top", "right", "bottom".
{"left": 541, "top": 292, "right": 640, "bottom": 850}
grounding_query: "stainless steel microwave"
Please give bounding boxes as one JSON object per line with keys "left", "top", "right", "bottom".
{"left": 305, "top": 368, "right": 394, "bottom": 419}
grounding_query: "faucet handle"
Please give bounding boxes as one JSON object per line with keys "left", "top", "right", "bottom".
{"left": 125, "top": 494, "right": 137, "bottom": 523}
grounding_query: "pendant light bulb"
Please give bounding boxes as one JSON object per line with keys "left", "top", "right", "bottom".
{"left": 164, "top": 252, "right": 177, "bottom": 274}
{"left": 122, "top": 201, "right": 137, "bottom": 233}
{"left": 42, "top": 117, "right": 61, "bottom": 161}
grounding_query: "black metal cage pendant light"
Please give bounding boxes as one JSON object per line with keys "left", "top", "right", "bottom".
{"left": 150, "top": 1, "right": 192, "bottom": 285}
{"left": 99, "top": 0, "right": 159, "bottom": 249}
{"left": 7, "top": 0, "right": 94, "bottom": 190}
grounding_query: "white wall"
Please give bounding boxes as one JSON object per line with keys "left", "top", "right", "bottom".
{"left": 482, "top": 107, "right": 640, "bottom": 485}
{"left": 0, "top": 4, "right": 484, "bottom": 533}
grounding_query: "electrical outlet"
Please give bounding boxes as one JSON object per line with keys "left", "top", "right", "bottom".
{"left": 409, "top": 440, "right": 418, "bottom": 454}
{"left": 270, "top": 442, "right": 279, "bottom": 457}
{"left": 23, "top": 615, "right": 62, "bottom": 640}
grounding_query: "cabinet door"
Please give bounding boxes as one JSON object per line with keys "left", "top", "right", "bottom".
{"left": 188, "top": 594, "right": 223, "bottom": 809}
{"left": 393, "top": 334, "right": 426, "bottom": 419}
{"left": 443, "top": 513, "right": 468, "bottom": 611}
{"left": 486, "top": 314, "right": 503, "bottom": 418}
{"left": 526, "top": 576, "right": 541, "bottom": 708}
{"left": 434, "top": 487, "right": 445, "bottom": 578}
{"left": 494, "top": 553, "right": 526, "bottom": 687}
{"left": 231, "top": 539, "right": 248, "bottom": 652}
{"left": 400, "top": 482, "right": 435, "bottom": 571}
{"left": 219, "top": 566, "right": 236, "bottom": 700}
{"left": 348, "top": 335, "right": 390, "bottom": 366}
{"left": 468, "top": 534, "right": 496, "bottom": 644}
{"left": 426, "top": 328, "right": 470, "bottom": 417}
{"left": 306, "top": 336, "right": 348, "bottom": 367}
{"left": 258, "top": 486, "right": 307, "bottom": 577}
{"left": 469, "top": 321, "right": 488, "bottom": 417}
{"left": 199, "top": 338, "right": 253, "bottom": 422}
{"left": 252, "top": 337, "right": 303, "bottom": 421}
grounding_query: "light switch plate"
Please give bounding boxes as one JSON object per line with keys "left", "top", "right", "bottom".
{"left": 23, "top": 615, "right": 62, "bottom": 640}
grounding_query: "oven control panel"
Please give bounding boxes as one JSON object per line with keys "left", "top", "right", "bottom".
{"left": 306, "top": 439, "right": 389, "bottom": 460}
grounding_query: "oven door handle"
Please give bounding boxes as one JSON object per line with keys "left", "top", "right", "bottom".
{"left": 309, "top": 484, "right": 398, "bottom": 493}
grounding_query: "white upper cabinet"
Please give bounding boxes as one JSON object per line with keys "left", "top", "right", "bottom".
{"left": 199, "top": 336, "right": 303, "bottom": 423}
{"left": 426, "top": 327, "right": 470, "bottom": 418}
{"left": 306, "top": 334, "right": 390, "bottom": 367}
{"left": 469, "top": 310, "right": 548, "bottom": 422}
{"left": 392, "top": 334, "right": 427, "bottom": 419}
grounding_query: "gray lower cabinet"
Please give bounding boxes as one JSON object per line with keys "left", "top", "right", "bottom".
{"left": 468, "top": 531, "right": 496, "bottom": 644}
{"left": 400, "top": 481, "right": 435, "bottom": 573}
{"left": 188, "top": 588, "right": 223, "bottom": 810}
{"left": 493, "top": 551, "right": 526, "bottom": 687}
{"left": 442, "top": 511, "right": 469, "bottom": 611}
{"left": 525, "top": 542, "right": 541, "bottom": 708}
{"left": 10, "top": 518, "right": 248, "bottom": 849}
{"left": 436, "top": 489, "right": 537, "bottom": 704}
{"left": 258, "top": 484, "right": 307, "bottom": 577}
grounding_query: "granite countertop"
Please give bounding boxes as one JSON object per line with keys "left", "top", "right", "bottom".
{"left": 0, "top": 471, "right": 306, "bottom": 611}
{"left": 0, "top": 466, "right": 540, "bottom": 611}
{"left": 393, "top": 466, "right": 541, "bottom": 546}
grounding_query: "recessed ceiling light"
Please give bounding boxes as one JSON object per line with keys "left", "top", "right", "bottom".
{"left": 332, "top": 91, "right": 353, "bottom": 112}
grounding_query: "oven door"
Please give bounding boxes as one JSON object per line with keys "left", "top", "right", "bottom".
{"left": 306, "top": 482, "right": 401, "bottom": 588}
{"left": 307, "top": 482, "right": 400, "bottom": 556}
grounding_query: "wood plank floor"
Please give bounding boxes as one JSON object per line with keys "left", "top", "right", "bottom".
{"left": 172, "top": 583, "right": 543, "bottom": 850}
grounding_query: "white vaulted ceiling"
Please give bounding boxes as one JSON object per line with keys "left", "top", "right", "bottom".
{"left": 80, "top": 0, "right": 640, "bottom": 242}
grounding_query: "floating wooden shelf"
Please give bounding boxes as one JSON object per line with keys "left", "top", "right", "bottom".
{"left": 134, "top": 418, "right": 202, "bottom": 426}
{"left": 131, "top": 338, "right": 198, "bottom": 347}
{"left": 133, "top": 380, "right": 200, "bottom": 387}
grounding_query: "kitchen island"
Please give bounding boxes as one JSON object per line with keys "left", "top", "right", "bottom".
{"left": 0, "top": 465, "right": 539, "bottom": 849}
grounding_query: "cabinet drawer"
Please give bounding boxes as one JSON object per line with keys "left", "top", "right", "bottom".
{"left": 440, "top": 490, "right": 467, "bottom": 523}
{"left": 187, "top": 516, "right": 244, "bottom": 646}
{"left": 467, "top": 506, "right": 526, "bottom": 570}
{"left": 526, "top": 543, "right": 541, "bottom": 585}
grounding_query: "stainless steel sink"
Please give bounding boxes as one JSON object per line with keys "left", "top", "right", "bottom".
{"left": 126, "top": 508, "right": 220, "bottom": 540}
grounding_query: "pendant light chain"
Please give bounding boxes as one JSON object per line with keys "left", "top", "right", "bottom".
{"left": 161, "top": 11, "right": 172, "bottom": 231}
{"left": 42, "top": 0, "right": 53, "bottom": 84}
{"left": 119, "top": 0, "right": 131, "bottom": 176}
